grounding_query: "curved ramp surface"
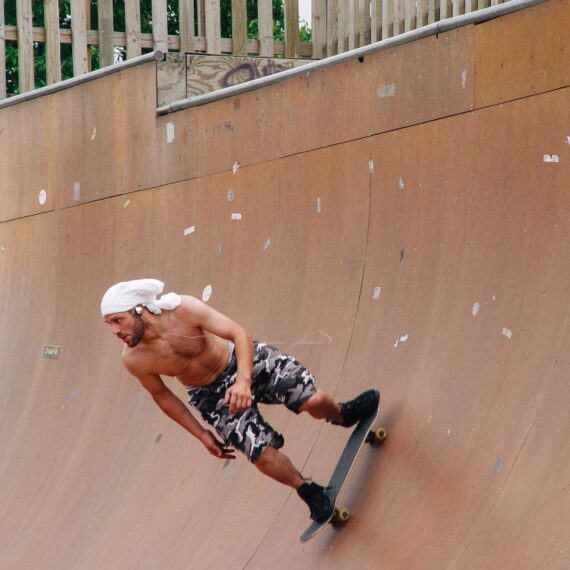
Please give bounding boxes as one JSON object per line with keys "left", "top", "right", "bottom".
{"left": 1, "top": 1, "right": 570, "bottom": 568}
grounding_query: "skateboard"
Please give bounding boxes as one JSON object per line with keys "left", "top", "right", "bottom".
{"left": 299, "top": 396, "right": 386, "bottom": 543}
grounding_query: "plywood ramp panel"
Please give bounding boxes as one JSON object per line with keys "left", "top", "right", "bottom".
{"left": 0, "top": 98, "right": 53, "bottom": 221}
{"left": 48, "top": 74, "right": 127, "bottom": 208}
{"left": 190, "top": 83, "right": 283, "bottom": 176}
{"left": 121, "top": 65, "right": 199, "bottom": 192}
{"left": 305, "top": 93, "right": 569, "bottom": 568}
{"left": 0, "top": 191, "right": 251, "bottom": 569}
{"left": 475, "top": 0, "right": 570, "bottom": 108}
{"left": 447, "top": 88, "right": 570, "bottom": 570}
{"left": 278, "top": 27, "right": 474, "bottom": 157}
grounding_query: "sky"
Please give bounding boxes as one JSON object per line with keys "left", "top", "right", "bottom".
{"left": 299, "top": 0, "right": 312, "bottom": 26}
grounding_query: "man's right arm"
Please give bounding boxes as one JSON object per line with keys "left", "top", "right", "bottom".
{"left": 129, "top": 369, "right": 235, "bottom": 460}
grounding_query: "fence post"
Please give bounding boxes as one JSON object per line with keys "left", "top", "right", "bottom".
{"left": 232, "top": 0, "right": 247, "bottom": 55}
{"left": 71, "top": 0, "right": 88, "bottom": 75}
{"left": 17, "top": 0, "right": 35, "bottom": 93}
{"left": 179, "top": 0, "right": 196, "bottom": 53}
{"left": 0, "top": 0, "right": 6, "bottom": 99}
{"left": 311, "top": 0, "right": 326, "bottom": 58}
{"left": 258, "top": 0, "right": 274, "bottom": 57}
{"left": 44, "top": 0, "right": 62, "bottom": 84}
{"left": 152, "top": 0, "right": 169, "bottom": 53}
{"left": 126, "top": 0, "right": 142, "bottom": 58}
{"left": 205, "top": 0, "right": 222, "bottom": 54}
{"left": 98, "top": 0, "right": 114, "bottom": 67}
{"left": 284, "top": 0, "right": 300, "bottom": 57}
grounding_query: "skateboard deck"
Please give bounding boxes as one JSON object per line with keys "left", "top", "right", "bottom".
{"left": 300, "top": 394, "right": 385, "bottom": 543}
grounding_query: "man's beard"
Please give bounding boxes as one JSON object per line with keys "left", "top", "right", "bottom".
{"left": 127, "top": 314, "right": 146, "bottom": 347}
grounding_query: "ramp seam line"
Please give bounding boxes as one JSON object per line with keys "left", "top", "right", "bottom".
{"left": 334, "top": 139, "right": 374, "bottom": 398}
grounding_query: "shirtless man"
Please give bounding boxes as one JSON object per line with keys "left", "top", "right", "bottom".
{"left": 101, "top": 279, "right": 379, "bottom": 522}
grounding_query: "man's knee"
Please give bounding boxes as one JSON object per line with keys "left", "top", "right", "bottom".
{"left": 299, "top": 390, "right": 327, "bottom": 413}
{"left": 253, "top": 444, "right": 275, "bottom": 468}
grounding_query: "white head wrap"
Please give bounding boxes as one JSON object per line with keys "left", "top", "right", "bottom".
{"left": 100, "top": 279, "right": 182, "bottom": 316}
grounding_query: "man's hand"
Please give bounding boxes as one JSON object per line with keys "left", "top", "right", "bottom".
{"left": 200, "top": 430, "right": 236, "bottom": 460}
{"left": 224, "top": 379, "right": 253, "bottom": 414}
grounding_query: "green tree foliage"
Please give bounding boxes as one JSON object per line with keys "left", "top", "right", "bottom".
{"left": 3, "top": 0, "right": 311, "bottom": 95}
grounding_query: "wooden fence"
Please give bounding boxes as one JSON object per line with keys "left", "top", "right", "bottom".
{"left": 0, "top": 0, "right": 512, "bottom": 99}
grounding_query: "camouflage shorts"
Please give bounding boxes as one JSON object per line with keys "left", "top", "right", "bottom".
{"left": 186, "top": 341, "right": 317, "bottom": 463}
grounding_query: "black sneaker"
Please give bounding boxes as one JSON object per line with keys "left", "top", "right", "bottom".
{"left": 297, "top": 482, "right": 335, "bottom": 523}
{"left": 330, "top": 389, "right": 379, "bottom": 427}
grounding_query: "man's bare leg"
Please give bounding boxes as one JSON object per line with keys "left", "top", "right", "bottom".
{"left": 298, "top": 389, "right": 343, "bottom": 423}
{"left": 254, "top": 445, "right": 305, "bottom": 489}
{"left": 254, "top": 445, "right": 334, "bottom": 522}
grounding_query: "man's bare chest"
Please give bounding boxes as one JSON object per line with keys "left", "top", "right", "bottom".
{"left": 145, "top": 334, "right": 207, "bottom": 376}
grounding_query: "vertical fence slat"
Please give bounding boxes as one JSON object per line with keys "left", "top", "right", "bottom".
{"left": 371, "top": 0, "right": 381, "bottom": 43}
{"left": 152, "top": 0, "right": 169, "bottom": 53}
{"left": 347, "top": 0, "right": 355, "bottom": 50}
{"left": 85, "top": 0, "right": 92, "bottom": 71}
{"left": 404, "top": 0, "right": 412, "bottom": 31}
{"left": 205, "top": 0, "right": 221, "bottom": 54}
{"left": 417, "top": 0, "right": 427, "bottom": 27}
{"left": 311, "top": 0, "right": 326, "bottom": 58}
{"left": 0, "top": 0, "right": 6, "bottom": 99}
{"left": 326, "top": 0, "right": 338, "bottom": 56}
{"left": 197, "top": 0, "right": 206, "bottom": 37}
{"left": 98, "top": 0, "right": 114, "bottom": 67}
{"left": 125, "top": 0, "right": 142, "bottom": 58}
{"left": 71, "top": 0, "right": 88, "bottom": 75}
{"left": 428, "top": 0, "right": 436, "bottom": 23}
{"left": 360, "top": 0, "right": 370, "bottom": 46}
{"left": 17, "top": 0, "right": 35, "bottom": 92}
{"left": 231, "top": 0, "right": 247, "bottom": 55}
{"left": 284, "top": 0, "right": 300, "bottom": 57}
{"left": 337, "top": 0, "right": 347, "bottom": 54}
{"left": 44, "top": 0, "right": 61, "bottom": 84}
{"left": 393, "top": 0, "right": 401, "bottom": 36}
{"left": 453, "top": 0, "right": 463, "bottom": 17}
{"left": 180, "top": 0, "right": 196, "bottom": 53}
{"left": 381, "top": 0, "right": 393, "bottom": 39}
{"left": 358, "top": 0, "right": 365, "bottom": 46}
{"left": 258, "top": 0, "right": 274, "bottom": 57}
{"left": 440, "top": 0, "right": 451, "bottom": 18}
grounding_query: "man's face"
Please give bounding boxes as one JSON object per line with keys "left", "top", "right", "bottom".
{"left": 104, "top": 309, "right": 145, "bottom": 348}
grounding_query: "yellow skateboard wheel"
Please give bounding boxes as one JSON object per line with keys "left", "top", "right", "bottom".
{"left": 374, "top": 427, "right": 387, "bottom": 442}
{"left": 334, "top": 508, "right": 351, "bottom": 523}
{"left": 366, "top": 427, "right": 388, "bottom": 445}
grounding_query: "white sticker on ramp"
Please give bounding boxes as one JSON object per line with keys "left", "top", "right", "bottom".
{"left": 202, "top": 285, "right": 213, "bottom": 303}
{"left": 166, "top": 122, "right": 175, "bottom": 143}
{"left": 544, "top": 154, "right": 560, "bottom": 163}
{"left": 394, "top": 333, "right": 410, "bottom": 348}
{"left": 378, "top": 83, "right": 396, "bottom": 98}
